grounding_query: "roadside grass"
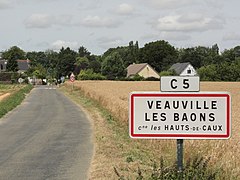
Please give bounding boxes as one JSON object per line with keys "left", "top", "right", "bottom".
{"left": 0, "top": 84, "right": 25, "bottom": 95}
{"left": 0, "top": 84, "right": 33, "bottom": 118}
{"left": 60, "top": 84, "right": 230, "bottom": 179}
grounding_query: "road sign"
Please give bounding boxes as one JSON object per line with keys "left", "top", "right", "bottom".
{"left": 70, "top": 73, "right": 75, "bottom": 82}
{"left": 129, "top": 92, "right": 231, "bottom": 139}
{"left": 161, "top": 76, "right": 200, "bottom": 92}
{"left": 18, "top": 78, "right": 24, "bottom": 84}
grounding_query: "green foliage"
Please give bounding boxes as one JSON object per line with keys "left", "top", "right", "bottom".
{"left": 178, "top": 45, "right": 221, "bottom": 69}
{"left": 102, "top": 41, "right": 139, "bottom": 68}
{"left": 26, "top": 51, "right": 47, "bottom": 67}
{"left": 88, "top": 55, "right": 102, "bottom": 73}
{"left": 197, "top": 65, "right": 220, "bottom": 81}
{"left": 2, "top": 46, "right": 26, "bottom": 61}
{"left": 76, "top": 56, "right": 89, "bottom": 70}
{"left": 0, "top": 72, "right": 19, "bottom": 82}
{"left": 198, "top": 59, "right": 240, "bottom": 81}
{"left": 6, "top": 59, "right": 18, "bottom": 72}
{"left": 57, "top": 47, "right": 77, "bottom": 77}
{"left": 101, "top": 52, "right": 126, "bottom": 79}
{"left": 78, "top": 46, "right": 91, "bottom": 57}
{"left": 127, "top": 74, "right": 144, "bottom": 81}
{"left": 159, "top": 70, "right": 176, "bottom": 77}
{"left": 139, "top": 40, "right": 178, "bottom": 72}
{"left": 115, "top": 156, "right": 224, "bottom": 180}
{"left": 78, "top": 69, "right": 106, "bottom": 80}
{"left": 144, "top": 77, "right": 160, "bottom": 81}
{"left": 3, "top": 42, "right": 240, "bottom": 82}
{"left": 0, "top": 85, "right": 33, "bottom": 118}
{"left": 32, "top": 64, "right": 47, "bottom": 79}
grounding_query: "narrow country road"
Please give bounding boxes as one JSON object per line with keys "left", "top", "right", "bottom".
{"left": 0, "top": 86, "right": 93, "bottom": 180}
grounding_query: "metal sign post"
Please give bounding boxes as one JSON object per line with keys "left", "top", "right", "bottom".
{"left": 177, "top": 139, "right": 183, "bottom": 172}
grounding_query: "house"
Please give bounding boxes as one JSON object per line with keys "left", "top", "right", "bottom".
{"left": 0, "top": 59, "right": 30, "bottom": 73}
{"left": 16, "top": 60, "right": 31, "bottom": 73}
{"left": 169, "top": 62, "right": 197, "bottom": 76}
{"left": 127, "top": 63, "right": 160, "bottom": 79}
{"left": 0, "top": 60, "right": 7, "bottom": 72}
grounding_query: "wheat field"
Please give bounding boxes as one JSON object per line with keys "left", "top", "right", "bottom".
{"left": 67, "top": 81, "right": 240, "bottom": 178}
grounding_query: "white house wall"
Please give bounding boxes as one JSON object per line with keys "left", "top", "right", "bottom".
{"left": 138, "top": 65, "right": 160, "bottom": 78}
{"left": 180, "top": 64, "right": 197, "bottom": 76}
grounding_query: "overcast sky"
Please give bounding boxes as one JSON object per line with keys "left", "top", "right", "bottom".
{"left": 1, "top": 0, "right": 240, "bottom": 55}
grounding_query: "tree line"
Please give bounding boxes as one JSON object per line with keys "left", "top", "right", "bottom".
{"left": 1, "top": 40, "right": 240, "bottom": 81}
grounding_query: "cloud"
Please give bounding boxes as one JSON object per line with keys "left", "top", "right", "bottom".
{"left": 152, "top": 14, "right": 224, "bottom": 32}
{"left": 116, "top": 3, "right": 134, "bottom": 15}
{"left": 97, "top": 37, "right": 123, "bottom": 49}
{"left": 141, "top": 0, "right": 223, "bottom": 10}
{"left": 145, "top": 0, "right": 197, "bottom": 9}
{"left": 50, "top": 40, "right": 79, "bottom": 50}
{"left": 24, "top": 14, "right": 55, "bottom": 28}
{"left": 140, "top": 32, "right": 191, "bottom": 42}
{"left": 24, "top": 13, "right": 72, "bottom": 29}
{"left": 223, "top": 33, "right": 240, "bottom": 41}
{"left": 81, "top": 15, "right": 120, "bottom": 28}
{"left": 0, "top": 0, "right": 12, "bottom": 9}
{"left": 162, "top": 32, "right": 191, "bottom": 41}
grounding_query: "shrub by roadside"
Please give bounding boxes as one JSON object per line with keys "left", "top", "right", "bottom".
{"left": 78, "top": 69, "right": 106, "bottom": 80}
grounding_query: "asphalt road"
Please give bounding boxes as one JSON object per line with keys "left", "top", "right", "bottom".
{"left": 0, "top": 86, "right": 93, "bottom": 180}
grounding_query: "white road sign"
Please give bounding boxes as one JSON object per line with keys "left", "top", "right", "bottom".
{"left": 161, "top": 76, "right": 200, "bottom": 92}
{"left": 129, "top": 92, "right": 231, "bottom": 139}
{"left": 70, "top": 73, "right": 75, "bottom": 82}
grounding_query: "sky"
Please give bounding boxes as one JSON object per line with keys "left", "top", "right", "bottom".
{"left": 1, "top": 0, "right": 240, "bottom": 55}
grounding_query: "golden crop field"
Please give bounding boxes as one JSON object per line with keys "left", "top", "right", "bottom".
{"left": 67, "top": 81, "right": 240, "bottom": 177}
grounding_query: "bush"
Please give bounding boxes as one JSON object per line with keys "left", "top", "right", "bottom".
{"left": 159, "top": 70, "right": 176, "bottom": 77}
{"left": 0, "top": 72, "right": 19, "bottom": 82}
{"left": 144, "top": 77, "right": 160, "bottom": 81}
{"left": 126, "top": 74, "right": 144, "bottom": 81}
{"left": 78, "top": 69, "right": 106, "bottom": 80}
{"left": 0, "top": 72, "right": 29, "bottom": 84}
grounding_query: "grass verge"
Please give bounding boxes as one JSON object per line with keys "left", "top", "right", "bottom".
{"left": 60, "top": 84, "right": 230, "bottom": 179}
{"left": 0, "top": 84, "right": 33, "bottom": 118}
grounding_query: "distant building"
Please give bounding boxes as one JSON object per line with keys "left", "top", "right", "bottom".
{"left": 16, "top": 60, "right": 31, "bottom": 73}
{"left": 0, "top": 60, "right": 7, "bottom": 72}
{"left": 127, "top": 63, "right": 160, "bottom": 79}
{"left": 0, "top": 59, "right": 30, "bottom": 73}
{"left": 169, "top": 62, "right": 197, "bottom": 76}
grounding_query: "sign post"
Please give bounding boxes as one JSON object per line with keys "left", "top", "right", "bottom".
{"left": 129, "top": 76, "right": 231, "bottom": 173}
{"left": 177, "top": 139, "right": 183, "bottom": 172}
{"left": 70, "top": 73, "right": 75, "bottom": 91}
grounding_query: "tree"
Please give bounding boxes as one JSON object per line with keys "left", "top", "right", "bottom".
{"left": 78, "top": 46, "right": 91, "bottom": 57}
{"left": 57, "top": 47, "right": 77, "bottom": 77}
{"left": 102, "top": 41, "right": 140, "bottom": 69}
{"left": 88, "top": 55, "right": 102, "bottom": 73}
{"left": 178, "top": 45, "right": 222, "bottom": 68}
{"left": 101, "top": 52, "right": 126, "bottom": 79}
{"left": 2, "top": 46, "right": 26, "bottom": 72}
{"left": 32, "top": 64, "right": 47, "bottom": 79}
{"left": 6, "top": 58, "right": 18, "bottom": 72}
{"left": 197, "top": 65, "right": 220, "bottom": 81}
{"left": 139, "top": 40, "right": 177, "bottom": 72}
{"left": 45, "top": 50, "right": 59, "bottom": 78}
{"left": 75, "top": 56, "right": 89, "bottom": 71}
{"left": 26, "top": 51, "right": 47, "bottom": 67}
